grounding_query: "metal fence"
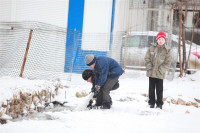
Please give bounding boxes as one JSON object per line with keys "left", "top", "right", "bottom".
{"left": 0, "top": 22, "right": 68, "bottom": 79}
{"left": 0, "top": 0, "right": 184, "bottom": 81}
{"left": 121, "top": 0, "right": 179, "bottom": 80}
{"left": 0, "top": 21, "right": 179, "bottom": 81}
{"left": 0, "top": 21, "right": 126, "bottom": 80}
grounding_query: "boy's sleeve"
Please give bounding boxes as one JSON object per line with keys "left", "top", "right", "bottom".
{"left": 144, "top": 48, "right": 153, "bottom": 70}
{"left": 159, "top": 50, "right": 171, "bottom": 73}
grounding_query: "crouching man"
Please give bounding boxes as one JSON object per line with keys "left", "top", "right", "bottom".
{"left": 84, "top": 55, "right": 123, "bottom": 109}
{"left": 82, "top": 69, "right": 120, "bottom": 109}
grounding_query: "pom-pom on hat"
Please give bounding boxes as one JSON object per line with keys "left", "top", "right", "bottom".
{"left": 85, "top": 54, "right": 96, "bottom": 66}
{"left": 156, "top": 32, "right": 166, "bottom": 42}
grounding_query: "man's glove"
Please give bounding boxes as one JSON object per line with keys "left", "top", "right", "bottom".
{"left": 93, "top": 86, "right": 100, "bottom": 98}
{"left": 91, "top": 87, "right": 95, "bottom": 93}
{"left": 87, "top": 99, "right": 93, "bottom": 109}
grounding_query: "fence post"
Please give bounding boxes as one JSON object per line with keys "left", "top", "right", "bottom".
{"left": 19, "top": 29, "right": 33, "bottom": 77}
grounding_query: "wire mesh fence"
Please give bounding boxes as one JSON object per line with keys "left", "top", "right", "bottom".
{"left": 0, "top": 0, "right": 185, "bottom": 81}
{"left": 122, "top": 0, "right": 179, "bottom": 80}
{"left": 0, "top": 21, "right": 68, "bottom": 79}
{"left": 65, "top": 31, "right": 126, "bottom": 76}
{"left": 0, "top": 21, "right": 126, "bottom": 80}
{"left": 0, "top": 21, "right": 179, "bottom": 81}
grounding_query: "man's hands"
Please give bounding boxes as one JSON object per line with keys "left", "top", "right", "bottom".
{"left": 93, "top": 86, "right": 101, "bottom": 98}
{"left": 95, "top": 85, "right": 100, "bottom": 88}
{"left": 87, "top": 85, "right": 101, "bottom": 109}
{"left": 87, "top": 99, "right": 93, "bottom": 109}
{"left": 91, "top": 85, "right": 101, "bottom": 92}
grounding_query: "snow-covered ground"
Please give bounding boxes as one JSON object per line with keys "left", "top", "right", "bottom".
{"left": 0, "top": 70, "right": 200, "bottom": 133}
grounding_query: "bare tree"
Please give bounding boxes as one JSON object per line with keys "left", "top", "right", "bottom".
{"left": 185, "top": 0, "right": 200, "bottom": 74}
{"left": 182, "top": 0, "right": 189, "bottom": 72}
{"left": 176, "top": 0, "right": 183, "bottom": 77}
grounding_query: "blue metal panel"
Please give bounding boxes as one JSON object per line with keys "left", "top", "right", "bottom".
{"left": 109, "top": 0, "right": 115, "bottom": 50}
{"left": 71, "top": 50, "right": 107, "bottom": 74}
{"left": 110, "top": 0, "right": 115, "bottom": 33}
{"left": 67, "top": 0, "right": 85, "bottom": 32}
{"left": 65, "top": 0, "right": 111, "bottom": 74}
{"left": 65, "top": 0, "right": 85, "bottom": 73}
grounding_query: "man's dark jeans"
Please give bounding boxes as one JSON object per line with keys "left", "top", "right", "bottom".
{"left": 96, "top": 77, "right": 119, "bottom": 107}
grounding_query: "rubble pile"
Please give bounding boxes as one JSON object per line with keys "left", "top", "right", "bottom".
{"left": 0, "top": 79, "right": 65, "bottom": 124}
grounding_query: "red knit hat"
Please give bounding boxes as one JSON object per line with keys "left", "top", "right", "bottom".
{"left": 156, "top": 32, "right": 166, "bottom": 41}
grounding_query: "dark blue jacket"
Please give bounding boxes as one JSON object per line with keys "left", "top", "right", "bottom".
{"left": 94, "top": 56, "right": 123, "bottom": 86}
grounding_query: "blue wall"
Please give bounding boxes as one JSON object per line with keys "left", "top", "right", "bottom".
{"left": 65, "top": 0, "right": 115, "bottom": 73}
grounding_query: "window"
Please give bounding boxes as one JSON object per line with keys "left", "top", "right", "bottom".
{"left": 148, "top": 36, "right": 156, "bottom": 47}
{"left": 122, "top": 36, "right": 141, "bottom": 47}
{"left": 129, "top": 36, "right": 141, "bottom": 47}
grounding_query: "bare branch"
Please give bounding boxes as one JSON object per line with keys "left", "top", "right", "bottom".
{"left": 176, "top": 0, "right": 183, "bottom": 77}
{"left": 185, "top": 0, "right": 200, "bottom": 75}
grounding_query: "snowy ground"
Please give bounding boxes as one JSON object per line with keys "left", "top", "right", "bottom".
{"left": 0, "top": 70, "right": 200, "bottom": 133}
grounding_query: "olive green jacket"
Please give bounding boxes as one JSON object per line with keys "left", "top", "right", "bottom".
{"left": 144, "top": 43, "right": 171, "bottom": 79}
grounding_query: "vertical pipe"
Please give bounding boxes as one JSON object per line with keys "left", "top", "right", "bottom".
{"left": 19, "top": 29, "right": 33, "bottom": 77}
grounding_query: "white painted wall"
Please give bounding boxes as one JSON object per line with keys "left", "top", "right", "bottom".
{"left": 113, "top": 0, "right": 129, "bottom": 32}
{"left": 0, "top": 0, "right": 12, "bottom": 21}
{"left": 0, "top": 0, "right": 69, "bottom": 28}
{"left": 109, "top": 0, "right": 129, "bottom": 62}
{"left": 81, "top": 0, "right": 113, "bottom": 51}
{"left": 186, "top": 12, "right": 194, "bottom": 28}
{"left": 0, "top": 0, "right": 69, "bottom": 77}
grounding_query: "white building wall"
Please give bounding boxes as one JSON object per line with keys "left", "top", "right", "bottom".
{"left": 0, "top": 0, "right": 69, "bottom": 28}
{"left": 0, "top": 0, "right": 12, "bottom": 21}
{"left": 81, "top": 0, "right": 113, "bottom": 51}
{"left": 110, "top": 0, "right": 129, "bottom": 62}
{"left": 0, "top": 0, "right": 69, "bottom": 76}
{"left": 113, "top": 0, "right": 129, "bottom": 32}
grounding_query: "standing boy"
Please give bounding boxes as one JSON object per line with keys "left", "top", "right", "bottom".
{"left": 84, "top": 55, "right": 123, "bottom": 109}
{"left": 144, "top": 32, "right": 171, "bottom": 109}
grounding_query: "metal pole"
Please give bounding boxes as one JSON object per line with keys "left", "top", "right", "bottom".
{"left": 123, "top": 0, "right": 130, "bottom": 70}
{"left": 19, "top": 29, "right": 33, "bottom": 77}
